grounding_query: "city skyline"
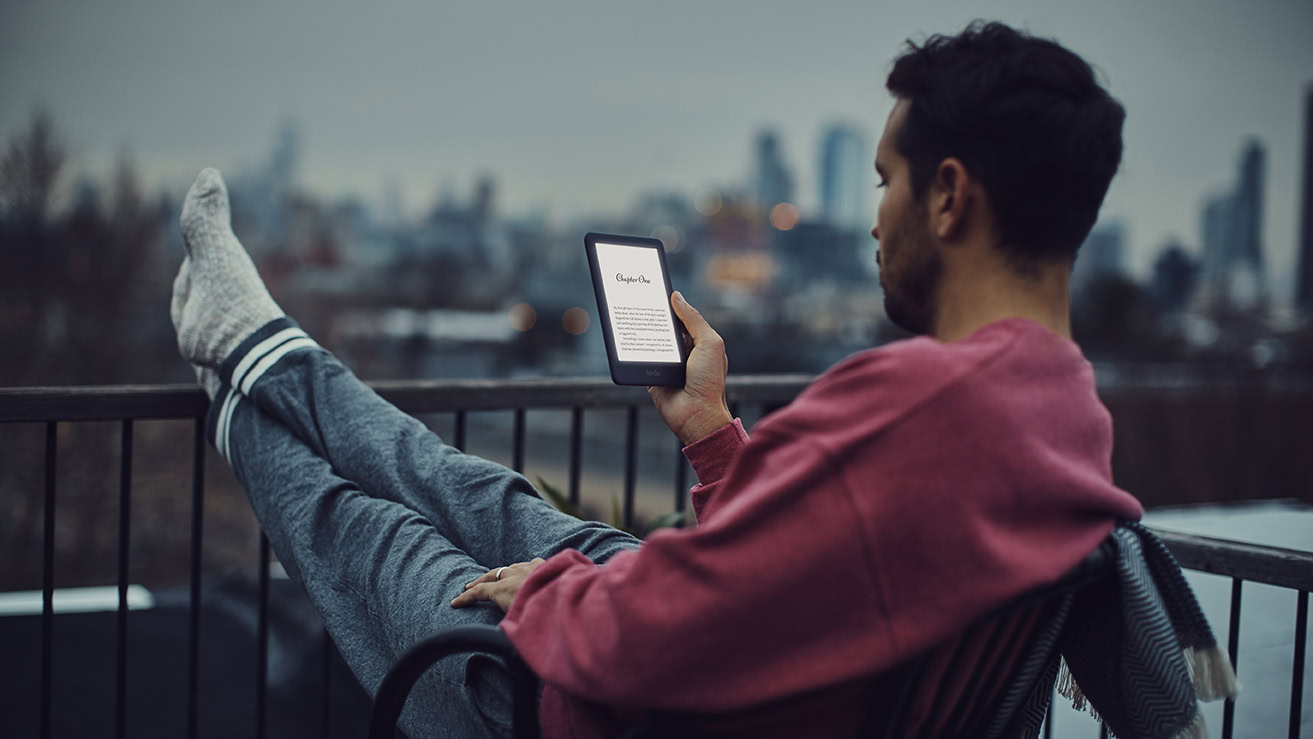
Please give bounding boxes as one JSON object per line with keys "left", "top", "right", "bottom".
{"left": 3, "top": 1, "right": 1312, "bottom": 301}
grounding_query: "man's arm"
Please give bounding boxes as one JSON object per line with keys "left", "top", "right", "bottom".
{"left": 495, "top": 427, "right": 892, "bottom": 713}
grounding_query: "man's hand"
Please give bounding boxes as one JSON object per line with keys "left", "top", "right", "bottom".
{"left": 650, "top": 291, "right": 732, "bottom": 446}
{"left": 450, "top": 558, "right": 546, "bottom": 612}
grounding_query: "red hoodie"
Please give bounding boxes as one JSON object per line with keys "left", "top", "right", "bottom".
{"left": 500, "top": 318, "right": 1144, "bottom": 738}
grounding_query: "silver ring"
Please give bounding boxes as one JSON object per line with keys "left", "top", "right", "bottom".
{"left": 495, "top": 567, "right": 507, "bottom": 581}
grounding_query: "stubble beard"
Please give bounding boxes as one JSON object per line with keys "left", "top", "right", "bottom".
{"left": 878, "top": 227, "right": 942, "bottom": 336}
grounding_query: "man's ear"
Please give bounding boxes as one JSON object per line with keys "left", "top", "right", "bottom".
{"left": 930, "top": 158, "right": 971, "bottom": 241}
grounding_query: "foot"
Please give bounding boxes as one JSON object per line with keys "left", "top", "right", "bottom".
{"left": 171, "top": 168, "right": 284, "bottom": 385}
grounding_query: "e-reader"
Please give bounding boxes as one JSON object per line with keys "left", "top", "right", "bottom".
{"left": 584, "top": 232, "right": 688, "bottom": 387}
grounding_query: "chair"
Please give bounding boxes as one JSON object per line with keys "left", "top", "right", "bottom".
{"left": 368, "top": 539, "right": 1114, "bottom": 739}
{"left": 368, "top": 624, "right": 541, "bottom": 739}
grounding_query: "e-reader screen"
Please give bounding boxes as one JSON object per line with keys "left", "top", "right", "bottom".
{"left": 593, "top": 241, "right": 682, "bottom": 363}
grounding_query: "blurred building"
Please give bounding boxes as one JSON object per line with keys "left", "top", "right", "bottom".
{"left": 1199, "top": 139, "right": 1267, "bottom": 310}
{"left": 773, "top": 220, "right": 868, "bottom": 287}
{"left": 418, "top": 176, "right": 512, "bottom": 268}
{"left": 753, "top": 129, "right": 794, "bottom": 216}
{"left": 817, "top": 123, "right": 870, "bottom": 231}
{"left": 1297, "top": 85, "right": 1313, "bottom": 312}
{"left": 1149, "top": 239, "right": 1199, "bottom": 315}
{"left": 226, "top": 121, "right": 302, "bottom": 255}
{"left": 381, "top": 177, "right": 405, "bottom": 229}
{"left": 1072, "top": 221, "right": 1127, "bottom": 297}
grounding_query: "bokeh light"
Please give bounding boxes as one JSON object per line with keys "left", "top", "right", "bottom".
{"left": 562, "top": 307, "right": 590, "bottom": 335}
{"left": 508, "top": 303, "right": 536, "bottom": 332}
{"left": 694, "top": 187, "right": 723, "bottom": 216}
{"left": 650, "top": 223, "right": 686, "bottom": 253}
{"left": 770, "top": 202, "right": 799, "bottom": 230}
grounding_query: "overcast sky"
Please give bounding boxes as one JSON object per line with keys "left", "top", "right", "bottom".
{"left": 2, "top": 0, "right": 1311, "bottom": 300}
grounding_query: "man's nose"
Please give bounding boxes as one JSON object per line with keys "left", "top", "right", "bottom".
{"left": 870, "top": 223, "right": 880, "bottom": 242}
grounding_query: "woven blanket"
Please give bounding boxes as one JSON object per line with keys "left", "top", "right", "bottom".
{"left": 1013, "top": 521, "right": 1240, "bottom": 739}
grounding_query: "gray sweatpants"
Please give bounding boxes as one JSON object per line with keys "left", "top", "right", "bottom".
{"left": 207, "top": 317, "right": 642, "bottom": 738}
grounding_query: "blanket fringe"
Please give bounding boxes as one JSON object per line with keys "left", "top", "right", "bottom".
{"left": 1056, "top": 658, "right": 1101, "bottom": 723}
{"left": 1183, "top": 646, "right": 1241, "bottom": 702}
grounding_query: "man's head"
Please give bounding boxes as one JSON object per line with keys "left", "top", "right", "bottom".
{"left": 873, "top": 21, "right": 1125, "bottom": 335}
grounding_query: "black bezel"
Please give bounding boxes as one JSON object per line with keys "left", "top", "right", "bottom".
{"left": 584, "top": 232, "right": 688, "bottom": 387}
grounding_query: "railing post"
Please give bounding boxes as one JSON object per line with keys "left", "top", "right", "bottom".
{"left": 454, "top": 410, "right": 467, "bottom": 452}
{"left": 1222, "top": 578, "right": 1242, "bottom": 739}
{"left": 512, "top": 408, "right": 526, "bottom": 473}
{"left": 569, "top": 408, "right": 583, "bottom": 506}
{"left": 117, "top": 419, "right": 133, "bottom": 739}
{"left": 322, "top": 628, "right": 333, "bottom": 739}
{"left": 41, "top": 420, "right": 57, "bottom": 739}
{"left": 624, "top": 406, "right": 638, "bottom": 531}
{"left": 257, "top": 534, "right": 271, "bottom": 739}
{"left": 188, "top": 416, "right": 205, "bottom": 739}
{"left": 1291, "top": 590, "right": 1307, "bottom": 739}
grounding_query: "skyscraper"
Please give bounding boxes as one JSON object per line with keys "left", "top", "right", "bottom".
{"left": 818, "top": 124, "right": 870, "bottom": 231}
{"left": 753, "top": 130, "right": 794, "bottom": 214}
{"left": 1199, "top": 139, "right": 1267, "bottom": 309}
{"left": 268, "top": 121, "right": 300, "bottom": 199}
{"left": 1200, "top": 192, "right": 1235, "bottom": 298}
{"left": 228, "top": 121, "right": 302, "bottom": 254}
{"left": 1297, "top": 85, "right": 1313, "bottom": 311}
{"left": 1233, "top": 140, "right": 1266, "bottom": 293}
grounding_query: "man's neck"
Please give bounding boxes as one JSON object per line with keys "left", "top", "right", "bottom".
{"left": 930, "top": 260, "right": 1073, "bottom": 343}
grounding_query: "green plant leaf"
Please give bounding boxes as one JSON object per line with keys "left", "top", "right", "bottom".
{"left": 644, "top": 511, "right": 686, "bottom": 535}
{"left": 536, "top": 476, "right": 584, "bottom": 520}
{"left": 610, "top": 493, "right": 625, "bottom": 532}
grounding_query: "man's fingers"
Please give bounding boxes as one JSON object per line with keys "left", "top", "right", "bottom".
{"left": 464, "top": 569, "right": 498, "bottom": 589}
{"left": 451, "top": 583, "right": 493, "bottom": 608}
{"left": 671, "top": 292, "right": 720, "bottom": 347}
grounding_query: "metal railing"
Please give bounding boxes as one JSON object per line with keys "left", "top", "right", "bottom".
{"left": 1, "top": 378, "right": 1309, "bottom": 739}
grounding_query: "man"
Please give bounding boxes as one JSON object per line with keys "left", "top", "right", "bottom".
{"left": 172, "top": 21, "right": 1142, "bottom": 739}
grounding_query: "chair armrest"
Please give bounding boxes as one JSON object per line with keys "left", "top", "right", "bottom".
{"left": 369, "top": 624, "right": 540, "bottom": 739}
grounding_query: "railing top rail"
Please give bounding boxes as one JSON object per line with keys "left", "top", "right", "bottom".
{"left": 0, "top": 375, "right": 816, "bottom": 422}
{"left": 0, "top": 384, "right": 211, "bottom": 423}
{"left": 1152, "top": 528, "right": 1313, "bottom": 592}
{"left": 5, "top": 371, "right": 1313, "bottom": 424}
{"left": 3, "top": 380, "right": 1310, "bottom": 591}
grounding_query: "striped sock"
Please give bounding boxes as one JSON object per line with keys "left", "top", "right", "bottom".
{"left": 219, "top": 316, "right": 320, "bottom": 397}
{"left": 206, "top": 382, "right": 243, "bottom": 464}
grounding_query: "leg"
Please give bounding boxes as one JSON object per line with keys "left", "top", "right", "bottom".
{"left": 171, "top": 167, "right": 640, "bottom": 568}
{"left": 212, "top": 385, "right": 517, "bottom": 739}
{"left": 217, "top": 317, "right": 640, "bottom": 568}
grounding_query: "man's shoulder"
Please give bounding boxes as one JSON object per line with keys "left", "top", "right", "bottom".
{"left": 809, "top": 322, "right": 1027, "bottom": 402}
{"left": 756, "top": 321, "right": 1042, "bottom": 441}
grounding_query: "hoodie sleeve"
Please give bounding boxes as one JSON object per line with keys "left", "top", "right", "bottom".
{"left": 679, "top": 417, "right": 749, "bottom": 522}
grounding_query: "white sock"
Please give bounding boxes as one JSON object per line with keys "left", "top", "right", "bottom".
{"left": 193, "top": 364, "right": 221, "bottom": 399}
{"left": 171, "top": 168, "right": 284, "bottom": 382}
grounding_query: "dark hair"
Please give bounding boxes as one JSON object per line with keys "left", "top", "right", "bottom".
{"left": 886, "top": 21, "right": 1125, "bottom": 263}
